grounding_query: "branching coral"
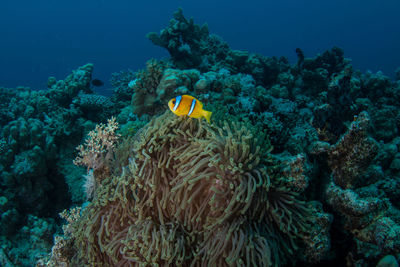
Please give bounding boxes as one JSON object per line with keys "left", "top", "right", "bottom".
{"left": 68, "top": 112, "right": 330, "bottom": 266}
{"left": 73, "top": 117, "right": 119, "bottom": 170}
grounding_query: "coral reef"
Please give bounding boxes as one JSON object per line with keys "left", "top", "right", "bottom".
{"left": 311, "top": 113, "right": 400, "bottom": 264}
{"left": 2, "top": 7, "right": 400, "bottom": 267}
{"left": 147, "top": 8, "right": 287, "bottom": 88}
{"left": 143, "top": 9, "right": 400, "bottom": 266}
{"left": 0, "top": 64, "right": 122, "bottom": 266}
{"left": 66, "top": 112, "right": 330, "bottom": 266}
{"left": 147, "top": 8, "right": 221, "bottom": 71}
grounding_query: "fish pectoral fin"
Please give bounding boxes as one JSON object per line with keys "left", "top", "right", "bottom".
{"left": 202, "top": 110, "right": 212, "bottom": 123}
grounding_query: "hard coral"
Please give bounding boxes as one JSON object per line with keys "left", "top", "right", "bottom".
{"left": 72, "top": 92, "right": 115, "bottom": 122}
{"left": 110, "top": 69, "right": 136, "bottom": 103}
{"left": 131, "top": 59, "right": 170, "bottom": 116}
{"left": 327, "top": 111, "right": 378, "bottom": 189}
{"left": 147, "top": 9, "right": 285, "bottom": 88}
{"left": 147, "top": 8, "right": 213, "bottom": 70}
{"left": 326, "top": 181, "right": 400, "bottom": 253}
{"left": 47, "top": 63, "right": 94, "bottom": 106}
{"left": 70, "top": 112, "right": 330, "bottom": 266}
{"left": 131, "top": 60, "right": 201, "bottom": 117}
{"left": 318, "top": 111, "right": 400, "bottom": 257}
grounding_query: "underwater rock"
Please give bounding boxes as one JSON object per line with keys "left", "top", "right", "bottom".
{"left": 376, "top": 255, "right": 399, "bottom": 267}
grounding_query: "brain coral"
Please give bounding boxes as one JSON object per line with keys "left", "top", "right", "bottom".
{"left": 71, "top": 112, "right": 330, "bottom": 266}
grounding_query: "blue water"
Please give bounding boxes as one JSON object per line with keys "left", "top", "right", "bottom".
{"left": 1, "top": 0, "right": 399, "bottom": 90}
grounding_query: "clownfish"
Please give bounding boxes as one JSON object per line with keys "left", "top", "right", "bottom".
{"left": 168, "top": 95, "right": 212, "bottom": 123}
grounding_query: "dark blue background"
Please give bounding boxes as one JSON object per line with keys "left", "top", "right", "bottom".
{"left": 1, "top": 0, "right": 399, "bottom": 90}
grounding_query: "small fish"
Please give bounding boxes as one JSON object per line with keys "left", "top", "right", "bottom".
{"left": 91, "top": 79, "right": 104, "bottom": 87}
{"left": 128, "top": 79, "right": 138, "bottom": 89}
{"left": 168, "top": 95, "right": 212, "bottom": 123}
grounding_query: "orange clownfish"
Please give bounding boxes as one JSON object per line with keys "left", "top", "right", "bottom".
{"left": 168, "top": 95, "right": 212, "bottom": 123}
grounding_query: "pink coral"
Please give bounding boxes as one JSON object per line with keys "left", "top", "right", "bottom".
{"left": 73, "top": 117, "right": 120, "bottom": 199}
{"left": 73, "top": 116, "right": 120, "bottom": 172}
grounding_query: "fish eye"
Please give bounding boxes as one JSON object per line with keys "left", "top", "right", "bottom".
{"left": 172, "top": 100, "right": 175, "bottom": 104}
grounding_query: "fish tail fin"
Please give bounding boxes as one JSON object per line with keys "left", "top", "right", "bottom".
{"left": 203, "top": 110, "right": 212, "bottom": 123}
